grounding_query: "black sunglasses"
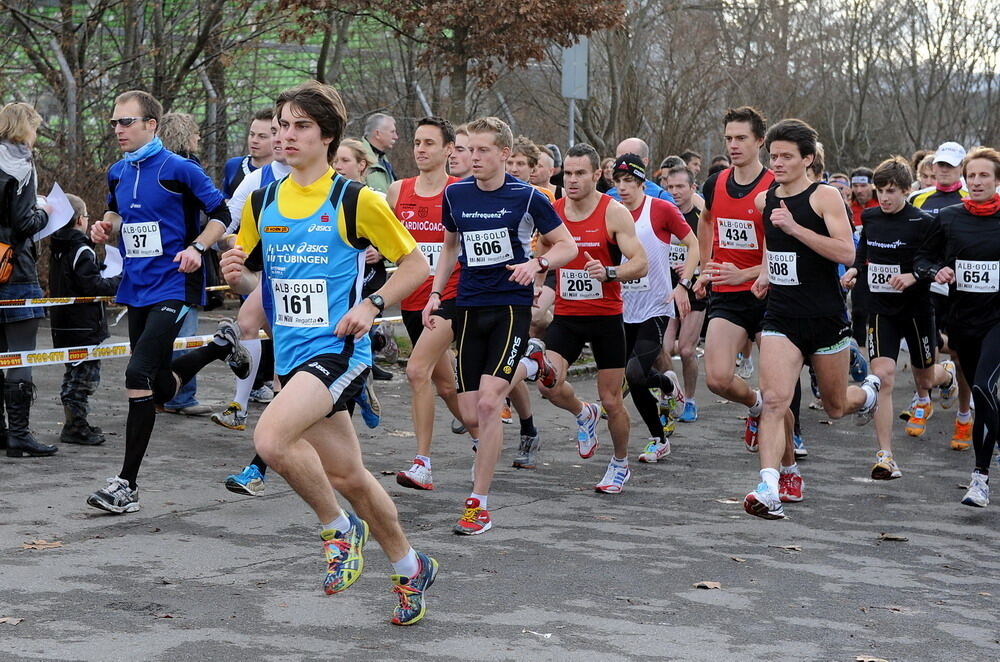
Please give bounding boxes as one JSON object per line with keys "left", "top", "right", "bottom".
{"left": 108, "top": 116, "right": 152, "bottom": 128}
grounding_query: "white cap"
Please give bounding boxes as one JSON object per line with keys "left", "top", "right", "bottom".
{"left": 933, "top": 142, "right": 966, "bottom": 167}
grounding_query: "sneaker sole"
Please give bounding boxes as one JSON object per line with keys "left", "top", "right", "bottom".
{"left": 577, "top": 443, "right": 598, "bottom": 459}
{"left": 905, "top": 426, "right": 926, "bottom": 437}
{"left": 453, "top": 521, "right": 492, "bottom": 535}
{"left": 225, "top": 478, "right": 264, "bottom": 496}
{"left": 779, "top": 493, "right": 804, "bottom": 503}
{"left": 794, "top": 449, "right": 808, "bottom": 458}
{"left": 951, "top": 441, "right": 971, "bottom": 451}
{"left": 86, "top": 495, "right": 140, "bottom": 514}
{"left": 871, "top": 467, "right": 901, "bottom": 481}
{"left": 595, "top": 485, "right": 625, "bottom": 494}
{"left": 638, "top": 455, "right": 657, "bottom": 464}
{"left": 395, "top": 473, "right": 433, "bottom": 490}
{"left": 743, "top": 494, "right": 784, "bottom": 519}
{"left": 511, "top": 460, "right": 537, "bottom": 469}
{"left": 211, "top": 415, "right": 247, "bottom": 431}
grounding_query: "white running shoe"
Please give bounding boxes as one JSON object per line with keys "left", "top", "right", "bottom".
{"left": 575, "top": 402, "right": 601, "bottom": 458}
{"left": 637, "top": 437, "right": 671, "bottom": 463}
{"left": 961, "top": 472, "right": 989, "bottom": 508}
{"left": 396, "top": 459, "right": 434, "bottom": 490}
{"left": 594, "top": 462, "right": 631, "bottom": 494}
{"left": 855, "top": 374, "right": 881, "bottom": 426}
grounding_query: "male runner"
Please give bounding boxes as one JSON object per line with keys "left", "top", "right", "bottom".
{"left": 531, "top": 146, "right": 564, "bottom": 200}
{"left": 87, "top": 90, "right": 247, "bottom": 514}
{"left": 611, "top": 155, "right": 698, "bottom": 464}
{"left": 840, "top": 156, "right": 955, "bottom": 479}
{"left": 449, "top": 124, "right": 472, "bottom": 178}
{"left": 389, "top": 116, "right": 477, "bottom": 490}
{"left": 423, "top": 116, "right": 577, "bottom": 534}
{"left": 605, "top": 138, "right": 676, "bottom": 204}
{"left": 222, "top": 109, "right": 274, "bottom": 196}
{"left": 743, "top": 119, "right": 880, "bottom": 519}
{"left": 693, "top": 107, "right": 773, "bottom": 452}
{"left": 222, "top": 81, "right": 436, "bottom": 624}
{"left": 507, "top": 136, "right": 555, "bottom": 202}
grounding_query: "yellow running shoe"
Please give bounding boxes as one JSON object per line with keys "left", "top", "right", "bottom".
{"left": 905, "top": 402, "right": 933, "bottom": 436}
{"left": 321, "top": 513, "right": 369, "bottom": 594}
{"left": 951, "top": 417, "right": 972, "bottom": 451}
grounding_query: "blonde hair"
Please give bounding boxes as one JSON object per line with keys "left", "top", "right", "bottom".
{"left": 64, "top": 193, "right": 87, "bottom": 229}
{"left": 466, "top": 116, "right": 513, "bottom": 150}
{"left": 159, "top": 112, "right": 200, "bottom": 154}
{"left": 963, "top": 147, "right": 1000, "bottom": 179}
{"left": 338, "top": 138, "right": 376, "bottom": 176}
{"left": 0, "top": 102, "right": 42, "bottom": 145}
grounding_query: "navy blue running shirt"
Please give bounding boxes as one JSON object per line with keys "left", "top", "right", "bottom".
{"left": 442, "top": 174, "right": 563, "bottom": 307}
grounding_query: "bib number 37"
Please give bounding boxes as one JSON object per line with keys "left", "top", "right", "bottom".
{"left": 122, "top": 222, "right": 163, "bottom": 258}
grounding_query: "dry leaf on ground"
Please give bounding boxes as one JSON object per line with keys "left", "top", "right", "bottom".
{"left": 878, "top": 533, "right": 909, "bottom": 542}
{"left": 0, "top": 617, "right": 24, "bottom": 625}
{"left": 693, "top": 581, "right": 722, "bottom": 589}
{"left": 21, "top": 540, "right": 63, "bottom": 550}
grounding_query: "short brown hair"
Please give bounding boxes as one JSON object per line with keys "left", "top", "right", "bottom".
{"left": 511, "top": 136, "right": 541, "bottom": 167}
{"left": 253, "top": 108, "right": 274, "bottom": 123}
{"left": 465, "top": 116, "right": 513, "bottom": 150}
{"left": 455, "top": 123, "right": 469, "bottom": 137}
{"left": 667, "top": 165, "right": 696, "bottom": 186}
{"left": 0, "top": 102, "right": 42, "bottom": 144}
{"left": 872, "top": 156, "right": 913, "bottom": 191}
{"left": 276, "top": 81, "right": 348, "bottom": 163}
{"left": 723, "top": 106, "right": 767, "bottom": 140}
{"left": 963, "top": 147, "right": 1000, "bottom": 179}
{"left": 114, "top": 90, "right": 163, "bottom": 126}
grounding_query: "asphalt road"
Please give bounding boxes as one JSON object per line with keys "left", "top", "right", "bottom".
{"left": 1, "top": 310, "right": 998, "bottom": 661}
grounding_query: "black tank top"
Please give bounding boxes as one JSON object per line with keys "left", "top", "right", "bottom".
{"left": 763, "top": 182, "right": 846, "bottom": 317}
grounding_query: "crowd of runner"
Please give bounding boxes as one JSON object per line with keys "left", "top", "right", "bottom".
{"left": 3, "top": 83, "right": 999, "bottom": 626}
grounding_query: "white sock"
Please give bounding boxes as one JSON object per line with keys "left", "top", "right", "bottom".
{"left": 780, "top": 463, "right": 799, "bottom": 475}
{"left": 576, "top": 404, "right": 593, "bottom": 423}
{"left": 322, "top": 509, "right": 351, "bottom": 533}
{"left": 521, "top": 357, "right": 539, "bottom": 380}
{"left": 748, "top": 390, "right": 763, "bottom": 418}
{"left": 415, "top": 454, "right": 431, "bottom": 469}
{"left": 760, "top": 467, "right": 780, "bottom": 493}
{"left": 611, "top": 455, "right": 628, "bottom": 467}
{"left": 862, "top": 383, "right": 878, "bottom": 409}
{"left": 391, "top": 547, "right": 420, "bottom": 577}
{"left": 233, "top": 339, "right": 262, "bottom": 410}
{"left": 957, "top": 409, "right": 972, "bottom": 424}
{"left": 470, "top": 492, "right": 488, "bottom": 508}
{"left": 916, "top": 395, "right": 931, "bottom": 405}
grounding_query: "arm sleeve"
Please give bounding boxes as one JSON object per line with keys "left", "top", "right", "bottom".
{"left": 354, "top": 186, "right": 417, "bottom": 263}
{"left": 528, "top": 189, "right": 563, "bottom": 235}
{"left": 853, "top": 226, "right": 867, "bottom": 271}
{"left": 226, "top": 170, "right": 261, "bottom": 234}
{"left": 651, "top": 200, "right": 691, "bottom": 244}
{"left": 237, "top": 190, "right": 264, "bottom": 272}
{"left": 913, "top": 215, "right": 946, "bottom": 281}
{"left": 106, "top": 165, "right": 120, "bottom": 214}
{"left": 182, "top": 160, "right": 229, "bottom": 226}
{"left": 5, "top": 175, "right": 48, "bottom": 237}
{"left": 74, "top": 248, "right": 122, "bottom": 296}
{"left": 701, "top": 172, "right": 719, "bottom": 212}
{"left": 441, "top": 187, "right": 456, "bottom": 232}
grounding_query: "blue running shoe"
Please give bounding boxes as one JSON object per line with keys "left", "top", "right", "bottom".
{"left": 793, "top": 434, "right": 808, "bottom": 459}
{"left": 354, "top": 375, "right": 380, "bottom": 429}
{"left": 849, "top": 340, "right": 868, "bottom": 383}
{"left": 679, "top": 400, "right": 698, "bottom": 423}
{"left": 322, "top": 512, "right": 369, "bottom": 595}
{"left": 390, "top": 550, "right": 439, "bottom": 625}
{"left": 225, "top": 464, "right": 266, "bottom": 496}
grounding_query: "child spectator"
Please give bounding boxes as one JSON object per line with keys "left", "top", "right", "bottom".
{"left": 48, "top": 194, "right": 121, "bottom": 445}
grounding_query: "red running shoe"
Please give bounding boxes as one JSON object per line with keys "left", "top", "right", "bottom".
{"left": 778, "top": 472, "right": 804, "bottom": 502}
{"left": 453, "top": 497, "right": 492, "bottom": 535}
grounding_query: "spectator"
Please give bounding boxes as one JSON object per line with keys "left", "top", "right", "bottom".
{"left": 598, "top": 156, "right": 615, "bottom": 192}
{"left": 0, "top": 102, "right": 55, "bottom": 457}
{"left": 49, "top": 194, "right": 121, "bottom": 445}
{"left": 362, "top": 112, "right": 398, "bottom": 193}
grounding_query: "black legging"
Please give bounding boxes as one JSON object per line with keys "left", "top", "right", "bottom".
{"left": 951, "top": 323, "right": 1000, "bottom": 474}
{"left": 624, "top": 316, "right": 674, "bottom": 440}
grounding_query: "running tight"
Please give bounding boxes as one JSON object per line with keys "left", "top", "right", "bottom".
{"left": 625, "top": 317, "right": 674, "bottom": 440}
{"left": 951, "top": 323, "right": 1000, "bottom": 474}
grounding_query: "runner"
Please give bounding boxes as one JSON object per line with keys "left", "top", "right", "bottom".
{"left": 507, "top": 136, "right": 555, "bottom": 202}
{"left": 693, "top": 106, "right": 773, "bottom": 453}
{"left": 605, "top": 138, "right": 676, "bottom": 204}
{"left": 423, "top": 116, "right": 577, "bottom": 534}
{"left": 743, "top": 118, "right": 880, "bottom": 519}
{"left": 914, "top": 147, "right": 1000, "bottom": 508}
{"left": 840, "top": 156, "right": 955, "bottom": 479}
{"left": 222, "top": 109, "right": 274, "bottom": 197}
{"left": 86, "top": 90, "right": 248, "bottom": 514}
{"left": 222, "top": 81, "right": 437, "bottom": 624}
{"left": 847, "top": 167, "right": 878, "bottom": 362}
{"left": 531, "top": 146, "right": 564, "bottom": 199}
{"left": 449, "top": 124, "right": 472, "bottom": 178}
{"left": 611, "top": 155, "right": 698, "bottom": 464}
{"left": 389, "top": 116, "right": 478, "bottom": 491}
{"left": 663, "top": 165, "right": 707, "bottom": 422}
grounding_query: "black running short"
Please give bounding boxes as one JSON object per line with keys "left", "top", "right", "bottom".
{"left": 762, "top": 312, "right": 851, "bottom": 357}
{"left": 707, "top": 289, "right": 766, "bottom": 339}
{"left": 867, "top": 311, "right": 936, "bottom": 369}
{"left": 930, "top": 290, "right": 951, "bottom": 348}
{"left": 453, "top": 305, "right": 531, "bottom": 392}
{"left": 277, "top": 353, "right": 368, "bottom": 417}
{"left": 545, "top": 314, "right": 626, "bottom": 370}
{"left": 401, "top": 298, "right": 456, "bottom": 344}
{"left": 125, "top": 300, "right": 190, "bottom": 392}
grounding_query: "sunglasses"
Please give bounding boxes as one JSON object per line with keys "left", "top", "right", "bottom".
{"left": 108, "top": 116, "right": 152, "bottom": 128}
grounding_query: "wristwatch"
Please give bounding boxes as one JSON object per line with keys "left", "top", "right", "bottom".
{"left": 679, "top": 278, "right": 692, "bottom": 289}
{"left": 190, "top": 241, "right": 206, "bottom": 254}
{"left": 536, "top": 256, "right": 550, "bottom": 272}
{"left": 367, "top": 293, "right": 386, "bottom": 314}
{"left": 605, "top": 266, "right": 618, "bottom": 282}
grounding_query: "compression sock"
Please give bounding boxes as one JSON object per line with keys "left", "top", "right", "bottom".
{"left": 119, "top": 395, "right": 156, "bottom": 490}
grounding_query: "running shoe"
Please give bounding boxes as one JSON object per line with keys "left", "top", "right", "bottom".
{"left": 961, "top": 472, "right": 989, "bottom": 508}
{"left": 778, "top": 472, "right": 804, "bottom": 502}
{"left": 849, "top": 340, "right": 868, "bottom": 382}
{"left": 743, "top": 482, "right": 784, "bottom": 519}
{"left": 249, "top": 384, "right": 274, "bottom": 403}
{"left": 321, "top": 512, "right": 369, "bottom": 594}
{"left": 951, "top": 417, "right": 973, "bottom": 451}
{"left": 809, "top": 367, "right": 821, "bottom": 399}
{"left": 854, "top": 374, "right": 881, "bottom": 426}
{"left": 355, "top": 375, "right": 381, "bottom": 429}
{"left": 451, "top": 417, "right": 466, "bottom": 435}
{"left": 736, "top": 352, "right": 754, "bottom": 380}
{"left": 905, "top": 403, "right": 932, "bottom": 437}
{"left": 939, "top": 360, "right": 958, "bottom": 409}
{"left": 793, "top": 433, "right": 808, "bottom": 459}
{"left": 744, "top": 415, "right": 759, "bottom": 452}
{"left": 86, "top": 476, "right": 139, "bottom": 514}
{"left": 523, "top": 338, "right": 557, "bottom": 388}
{"left": 898, "top": 391, "right": 919, "bottom": 421}
{"left": 211, "top": 401, "right": 248, "bottom": 431}
{"left": 657, "top": 371, "right": 686, "bottom": 419}
{"left": 512, "top": 434, "right": 540, "bottom": 469}
{"left": 396, "top": 458, "right": 434, "bottom": 490}
{"left": 454, "top": 497, "right": 491, "bottom": 535}
{"left": 215, "top": 318, "right": 252, "bottom": 380}
{"left": 225, "top": 464, "right": 266, "bottom": 495}
{"left": 678, "top": 400, "right": 698, "bottom": 423}
{"left": 661, "top": 414, "right": 677, "bottom": 438}
{"left": 871, "top": 451, "right": 902, "bottom": 480}
{"left": 594, "top": 461, "right": 631, "bottom": 494}
{"left": 470, "top": 439, "right": 478, "bottom": 483}
{"left": 599, "top": 401, "right": 608, "bottom": 420}
{"left": 390, "top": 550, "right": 439, "bottom": 626}
{"left": 575, "top": 402, "right": 601, "bottom": 458}
{"left": 638, "top": 437, "right": 670, "bottom": 463}
{"left": 500, "top": 400, "right": 513, "bottom": 425}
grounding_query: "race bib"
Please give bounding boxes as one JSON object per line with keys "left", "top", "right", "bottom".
{"left": 955, "top": 260, "right": 999, "bottom": 293}
{"left": 621, "top": 276, "right": 651, "bottom": 292}
{"left": 718, "top": 218, "right": 758, "bottom": 250}
{"left": 418, "top": 242, "right": 443, "bottom": 276}
{"left": 867, "top": 263, "right": 901, "bottom": 294}
{"left": 122, "top": 222, "right": 163, "bottom": 258}
{"left": 559, "top": 268, "right": 602, "bottom": 300}
{"left": 767, "top": 251, "right": 799, "bottom": 286}
{"left": 272, "top": 278, "right": 329, "bottom": 327}
{"left": 669, "top": 244, "right": 688, "bottom": 269}
{"left": 463, "top": 228, "right": 513, "bottom": 267}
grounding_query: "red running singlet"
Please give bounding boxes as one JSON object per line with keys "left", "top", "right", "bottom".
{"left": 395, "top": 176, "right": 461, "bottom": 311}
{"left": 709, "top": 167, "right": 774, "bottom": 293}
{"left": 553, "top": 194, "right": 622, "bottom": 316}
